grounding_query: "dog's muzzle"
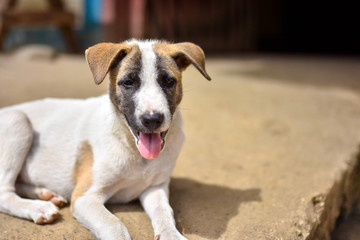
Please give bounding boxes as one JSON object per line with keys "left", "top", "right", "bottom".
{"left": 129, "top": 112, "right": 168, "bottom": 160}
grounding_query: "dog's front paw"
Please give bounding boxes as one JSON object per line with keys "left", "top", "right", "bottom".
{"left": 155, "top": 231, "right": 187, "bottom": 240}
{"left": 29, "top": 200, "right": 59, "bottom": 224}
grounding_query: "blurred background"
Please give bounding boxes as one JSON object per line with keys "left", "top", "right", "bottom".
{"left": 0, "top": 0, "right": 359, "bottom": 55}
{"left": 1, "top": 1, "right": 360, "bottom": 239}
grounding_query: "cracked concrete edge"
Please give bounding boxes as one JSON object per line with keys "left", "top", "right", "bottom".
{"left": 292, "top": 147, "right": 360, "bottom": 240}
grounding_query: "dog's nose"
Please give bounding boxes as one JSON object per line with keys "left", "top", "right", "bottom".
{"left": 140, "top": 112, "right": 164, "bottom": 131}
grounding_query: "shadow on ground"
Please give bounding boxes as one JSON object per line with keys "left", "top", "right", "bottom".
{"left": 106, "top": 177, "right": 262, "bottom": 239}
{"left": 170, "top": 178, "right": 262, "bottom": 239}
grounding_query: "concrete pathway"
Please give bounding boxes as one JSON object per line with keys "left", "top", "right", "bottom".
{"left": 0, "top": 50, "right": 360, "bottom": 239}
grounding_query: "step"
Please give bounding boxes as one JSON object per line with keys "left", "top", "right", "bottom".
{"left": 0, "top": 52, "right": 360, "bottom": 239}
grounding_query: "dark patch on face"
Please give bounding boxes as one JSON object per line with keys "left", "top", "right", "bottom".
{"left": 155, "top": 53, "right": 183, "bottom": 115}
{"left": 108, "top": 48, "right": 142, "bottom": 132}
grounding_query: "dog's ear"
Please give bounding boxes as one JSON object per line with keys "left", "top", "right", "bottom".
{"left": 85, "top": 43, "right": 132, "bottom": 85}
{"left": 169, "top": 42, "right": 211, "bottom": 81}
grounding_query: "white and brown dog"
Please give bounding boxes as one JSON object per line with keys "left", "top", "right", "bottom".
{"left": 0, "top": 39, "right": 211, "bottom": 240}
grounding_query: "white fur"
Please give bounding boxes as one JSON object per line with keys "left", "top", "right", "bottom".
{"left": 0, "top": 40, "right": 188, "bottom": 240}
{"left": 134, "top": 40, "right": 172, "bottom": 131}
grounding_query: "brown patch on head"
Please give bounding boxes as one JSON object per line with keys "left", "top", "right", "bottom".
{"left": 71, "top": 141, "right": 94, "bottom": 212}
{"left": 153, "top": 41, "right": 211, "bottom": 112}
{"left": 153, "top": 41, "right": 211, "bottom": 80}
{"left": 85, "top": 42, "right": 133, "bottom": 85}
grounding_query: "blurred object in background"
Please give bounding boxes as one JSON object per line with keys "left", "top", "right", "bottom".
{"left": 89, "top": 0, "right": 360, "bottom": 55}
{"left": 0, "top": 0, "right": 359, "bottom": 54}
{"left": 0, "top": 0, "right": 79, "bottom": 52}
{"left": 0, "top": 0, "right": 259, "bottom": 53}
{"left": 104, "top": 0, "right": 258, "bottom": 52}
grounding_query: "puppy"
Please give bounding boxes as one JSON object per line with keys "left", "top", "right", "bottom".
{"left": 0, "top": 39, "right": 211, "bottom": 240}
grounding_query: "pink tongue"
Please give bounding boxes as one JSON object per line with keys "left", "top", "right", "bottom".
{"left": 138, "top": 132, "right": 162, "bottom": 159}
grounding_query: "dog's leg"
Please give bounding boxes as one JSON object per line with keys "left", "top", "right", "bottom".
{"left": 71, "top": 142, "right": 131, "bottom": 240}
{"left": 0, "top": 110, "right": 59, "bottom": 224}
{"left": 16, "top": 183, "right": 68, "bottom": 208}
{"left": 140, "top": 180, "right": 187, "bottom": 240}
{"left": 72, "top": 193, "right": 132, "bottom": 240}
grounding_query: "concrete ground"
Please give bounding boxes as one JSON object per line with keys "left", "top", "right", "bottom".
{"left": 1, "top": 48, "right": 360, "bottom": 239}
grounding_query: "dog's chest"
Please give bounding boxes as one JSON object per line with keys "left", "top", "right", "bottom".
{"left": 94, "top": 115, "right": 184, "bottom": 204}
{"left": 107, "top": 159, "right": 173, "bottom": 203}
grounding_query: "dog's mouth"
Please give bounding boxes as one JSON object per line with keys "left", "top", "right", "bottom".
{"left": 130, "top": 128, "right": 168, "bottom": 160}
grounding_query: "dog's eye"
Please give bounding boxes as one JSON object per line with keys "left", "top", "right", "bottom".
{"left": 119, "top": 79, "right": 135, "bottom": 89}
{"left": 163, "top": 77, "right": 176, "bottom": 88}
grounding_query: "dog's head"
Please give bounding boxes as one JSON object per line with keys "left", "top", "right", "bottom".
{"left": 85, "top": 40, "right": 211, "bottom": 159}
